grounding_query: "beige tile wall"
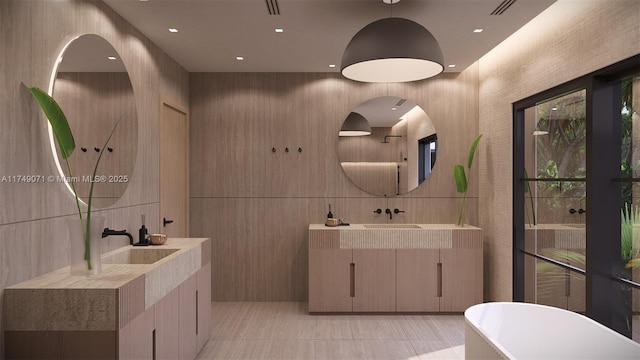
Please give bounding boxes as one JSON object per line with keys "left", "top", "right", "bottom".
{"left": 0, "top": 0, "right": 188, "bottom": 356}
{"left": 189, "top": 68, "right": 480, "bottom": 301}
{"left": 478, "top": 0, "right": 640, "bottom": 301}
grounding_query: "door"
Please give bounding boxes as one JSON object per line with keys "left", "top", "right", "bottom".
{"left": 160, "top": 98, "right": 189, "bottom": 237}
{"left": 352, "top": 249, "right": 396, "bottom": 312}
{"left": 396, "top": 249, "right": 439, "bottom": 312}
{"left": 308, "top": 248, "right": 353, "bottom": 312}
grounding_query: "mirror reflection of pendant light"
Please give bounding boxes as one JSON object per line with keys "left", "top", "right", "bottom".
{"left": 339, "top": 112, "right": 372, "bottom": 136}
{"left": 341, "top": 1, "right": 444, "bottom": 83}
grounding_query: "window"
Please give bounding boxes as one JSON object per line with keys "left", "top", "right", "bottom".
{"left": 513, "top": 55, "right": 640, "bottom": 339}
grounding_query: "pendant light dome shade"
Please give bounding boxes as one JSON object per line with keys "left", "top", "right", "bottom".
{"left": 341, "top": 17, "right": 444, "bottom": 83}
{"left": 339, "top": 112, "right": 371, "bottom": 136}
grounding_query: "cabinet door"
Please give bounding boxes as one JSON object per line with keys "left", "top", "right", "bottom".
{"left": 155, "top": 286, "right": 180, "bottom": 360}
{"left": 396, "top": 249, "right": 439, "bottom": 312}
{"left": 308, "top": 248, "right": 352, "bottom": 312}
{"left": 353, "top": 249, "right": 396, "bottom": 312}
{"left": 440, "top": 249, "right": 483, "bottom": 312}
{"left": 196, "top": 262, "right": 212, "bottom": 352}
{"left": 118, "top": 306, "right": 154, "bottom": 360}
{"left": 179, "top": 274, "right": 198, "bottom": 359}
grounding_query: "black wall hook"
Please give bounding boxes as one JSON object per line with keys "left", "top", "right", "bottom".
{"left": 94, "top": 147, "right": 100, "bottom": 152}
{"left": 272, "top": 147, "right": 276, "bottom": 153}
{"left": 81, "top": 147, "right": 87, "bottom": 152}
{"left": 107, "top": 147, "right": 113, "bottom": 152}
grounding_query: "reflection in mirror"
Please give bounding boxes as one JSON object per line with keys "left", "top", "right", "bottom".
{"left": 338, "top": 96, "right": 437, "bottom": 196}
{"left": 52, "top": 34, "right": 137, "bottom": 208}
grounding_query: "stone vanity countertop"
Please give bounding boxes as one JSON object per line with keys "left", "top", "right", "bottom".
{"left": 6, "top": 237, "right": 209, "bottom": 290}
{"left": 309, "top": 224, "right": 482, "bottom": 249}
{"left": 4, "top": 237, "right": 210, "bottom": 332}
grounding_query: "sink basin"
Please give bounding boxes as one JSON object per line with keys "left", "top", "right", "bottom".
{"left": 363, "top": 224, "right": 422, "bottom": 229}
{"left": 103, "top": 248, "right": 179, "bottom": 265}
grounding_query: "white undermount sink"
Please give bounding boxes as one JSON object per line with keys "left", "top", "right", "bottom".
{"left": 102, "top": 248, "right": 180, "bottom": 265}
{"left": 363, "top": 224, "right": 422, "bottom": 229}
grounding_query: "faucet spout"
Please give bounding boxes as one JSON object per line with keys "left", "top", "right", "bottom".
{"left": 102, "top": 228, "right": 134, "bottom": 245}
{"left": 385, "top": 208, "right": 393, "bottom": 220}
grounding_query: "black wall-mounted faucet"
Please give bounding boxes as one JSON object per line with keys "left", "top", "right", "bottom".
{"left": 385, "top": 208, "right": 393, "bottom": 220}
{"left": 102, "top": 228, "right": 134, "bottom": 245}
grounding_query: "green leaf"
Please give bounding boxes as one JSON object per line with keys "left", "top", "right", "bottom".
{"left": 467, "top": 134, "right": 483, "bottom": 169}
{"left": 454, "top": 165, "right": 467, "bottom": 193}
{"left": 28, "top": 87, "right": 75, "bottom": 159}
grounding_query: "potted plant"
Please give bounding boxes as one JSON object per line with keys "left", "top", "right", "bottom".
{"left": 29, "top": 86, "right": 120, "bottom": 275}
{"left": 454, "top": 134, "right": 482, "bottom": 226}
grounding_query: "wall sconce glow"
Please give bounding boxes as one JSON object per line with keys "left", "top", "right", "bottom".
{"left": 339, "top": 112, "right": 371, "bottom": 137}
{"left": 168, "top": 28, "right": 179, "bottom": 33}
{"left": 341, "top": 17, "right": 444, "bottom": 82}
{"left": 236, "top": 56, "right": 244, "bottom": 61}
{"left": 275, "top": 28, "right": 284, "bottom": 33}
{"left": 473, "top": 28, "right": 484, "bottom": 33}
{"left": 48, "top": 35, "right": 87, "bottom": 205}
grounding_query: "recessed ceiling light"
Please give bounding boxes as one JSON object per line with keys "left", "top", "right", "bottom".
{"left": 473, "top": 28, "right": 484, "bottom": 33}
{"left": 107, "top": 56, "right": 117, "bottom": 60}
{"left": 391, "top": 107, "right": 397, "bottom": 111}
{"left": 275, "top": 28, "right": 284, "bottom": 33}
{"left": 329, "top": 64, "right": 336, "bottom": 68}
{"left": 448, "top": 64, "right": 456, "bottom": 68}
{"left": 236, "top": 56, "right": 244, "bottom": 61}
{"left": 168, "top": 28, "right": 179, "bottom": 33}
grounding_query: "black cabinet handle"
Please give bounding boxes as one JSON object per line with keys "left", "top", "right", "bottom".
{"left": 163, "top": 217, "right": 174, "bottom": 227}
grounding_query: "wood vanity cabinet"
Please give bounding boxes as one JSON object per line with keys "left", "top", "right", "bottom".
{"left": 308, "top": 225, "right": 483, "bottom": 313}
{"left": 4, "top": 238, "right": 212, "bottom": 360}
{"left": 119, "top": 265, "right": 212, "bottom": 360}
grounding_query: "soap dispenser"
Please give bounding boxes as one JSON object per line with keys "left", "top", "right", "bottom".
{"left": 136, "top": 215, "right": 149, "bottom": 246}
{"left": 325, "top": 204, "right": 338, "bottom": 227}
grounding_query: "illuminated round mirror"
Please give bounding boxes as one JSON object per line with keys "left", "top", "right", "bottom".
{"left": 338, "top": 96, "right": 437, "bottom": 196}
{"left": 51, "top": 34, "right": 138, "bottom": 208}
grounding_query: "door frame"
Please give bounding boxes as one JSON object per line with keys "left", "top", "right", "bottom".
{"left": 159, "top": 96, "right": 189, "bottom": 237}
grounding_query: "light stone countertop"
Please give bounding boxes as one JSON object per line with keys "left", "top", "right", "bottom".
{"left": 309, "top": 224, "right": 482, "bottom": 249}
{"left": 4, "top": 237, "right": 210, "bottom": 331}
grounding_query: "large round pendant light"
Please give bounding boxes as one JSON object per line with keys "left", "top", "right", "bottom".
{"left": 339, "top": 112, "right": 371, "bottom": 136}
{"left": 341, "top": 17, "right": 444, "bottom": 83}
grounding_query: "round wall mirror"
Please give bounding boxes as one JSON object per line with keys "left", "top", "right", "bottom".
{"left": 338, "top": 96, "right": 437, "bottom": 196}
{"left": 52, "top": 34, "right": 138, "bottom": 208}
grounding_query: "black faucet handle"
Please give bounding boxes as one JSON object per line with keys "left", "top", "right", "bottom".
{"left": 373, "top": 208, "right": 382, "bottom": 214}
{"left": 393, "top": 208, "right": 405, "bottom": 214}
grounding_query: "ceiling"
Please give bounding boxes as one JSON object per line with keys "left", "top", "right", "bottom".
{"left": 102, "top": 0, "right": 556, "bottom": 74}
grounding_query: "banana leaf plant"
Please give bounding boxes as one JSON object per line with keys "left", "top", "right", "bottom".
{"left": 454, "top": 134, "right": 482, "bottom": 226}
{"left": 29, "top": 86, "right": 120, "bottom": 270}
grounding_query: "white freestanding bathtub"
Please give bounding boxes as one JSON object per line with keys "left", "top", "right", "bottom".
{"left": 464, "top": 302, "right": 640, "bottom": 359}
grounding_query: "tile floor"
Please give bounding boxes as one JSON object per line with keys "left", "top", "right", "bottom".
{"left": 196, "top": 302, "right": 465, "bottom": 360}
